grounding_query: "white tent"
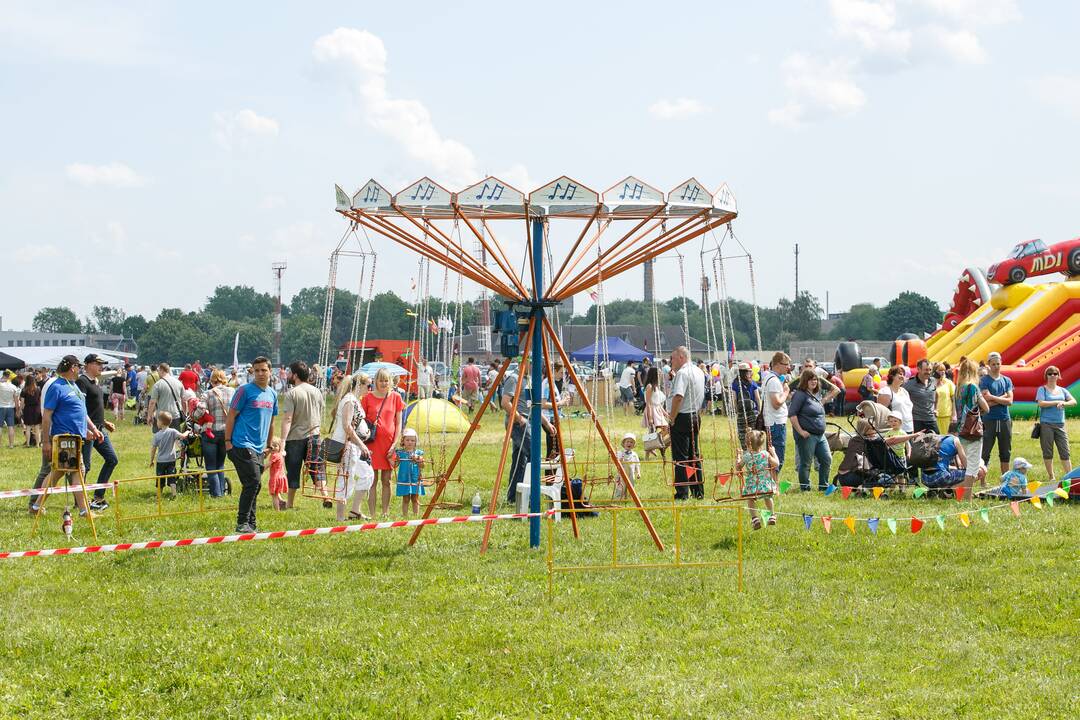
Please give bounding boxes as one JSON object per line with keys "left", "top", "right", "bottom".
{"left": 4, "top": 346, "right": 132, "bottom": 369}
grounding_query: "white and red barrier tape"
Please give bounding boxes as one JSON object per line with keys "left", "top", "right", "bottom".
{"left": 0, "top": 482, "right": 115, "bottom": 500}
{"left": 0, "top": 511, "right": 544, "bottom": 560}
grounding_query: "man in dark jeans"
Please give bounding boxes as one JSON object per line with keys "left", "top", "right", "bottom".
{"left": 979, "top": 351, "right": 1014, "bottom": 475}
{"left": 904, "top": 359, "right": 938, "bottom": 478}
{"left": 225, "top": 356, "right": 278, "bottom": 533}
{"left": 76, "top": 353, "right": 119, "bottom": 511}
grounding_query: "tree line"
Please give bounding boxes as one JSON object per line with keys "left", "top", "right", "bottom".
{"left": 30, "top": 286, "right": 941, "bottom": 364}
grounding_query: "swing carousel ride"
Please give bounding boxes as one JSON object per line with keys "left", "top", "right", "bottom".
{"left": 330, "top": 175, "right": 740, "bottom": 550}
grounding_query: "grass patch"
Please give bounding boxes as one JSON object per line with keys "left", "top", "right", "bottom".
{"left": 0, "top": 411, "right": 1077, "bottom": 718}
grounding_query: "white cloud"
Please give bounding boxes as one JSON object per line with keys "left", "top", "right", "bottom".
{"left": 830, "top": 0, "right": 912, "bottom": 58}
{"left": 260, "top": 195, "right": 286, "bottom": 210}
{"left": 65, "top": 162, "right": 147, "bottom": 188}
{"left": 1032, "top": 75, "right": 1080, "bottom": 119}
{"left": 915, "top": 0, "right": 1020, "bottom": 26}
{"left": 313, "top": 28, "right": 481, "bottom": 187}
{"left": 14, "top": 244, "right": 61, "bottom": 263}
{"left": 648, "top": 98, "right": 707, "bottom": 120}
{"left": 920, "top": 25, "right": 986, "bottom": 64}
{"left": 213, "top": 109, "right": 280, "bottom": 151}
{"left": 769, "top": 55, "right": 865, "bottom": 128}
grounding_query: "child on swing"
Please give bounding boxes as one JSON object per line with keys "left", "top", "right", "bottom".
{"left": 267, "top": 438, "right": 287, "bottom": 511}
{"left": 392, "top": 428, "right": 425, "bottom": 518}
{"left": 738, "top": 429, "right": 778, "bottom": 530}
{"left": 615, "top": 432, "right": 641, "bottom": 500}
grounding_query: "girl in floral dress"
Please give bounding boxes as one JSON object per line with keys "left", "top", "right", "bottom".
{"left": 738, "top": 429, "right": 779, "bottom": 530}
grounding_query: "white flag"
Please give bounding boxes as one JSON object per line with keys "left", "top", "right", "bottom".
{"left": 232, "top": 332, "right": 240, "bottom": 373}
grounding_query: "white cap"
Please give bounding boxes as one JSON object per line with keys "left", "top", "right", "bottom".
{"left": 622, "top": 432, "right": 636, "bottom": 443}
{"left": 887, "top": 410, "right": 903, "bottom": 421}
{"left": 402, "top": 428, "right": 418, "bottom": 439}
{"left": 1012, "top": 457, "right": 1032, "bottom": 470}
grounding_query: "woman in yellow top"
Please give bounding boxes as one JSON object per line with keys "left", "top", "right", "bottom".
{"left": 933, "top": 362, "right": 955, "bottom": 434}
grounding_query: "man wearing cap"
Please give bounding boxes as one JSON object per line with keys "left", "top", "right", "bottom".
{"left": 77, "top": 354, "right": 119, "bottom": 511}
{"left": 34, "top": 355, "right": 103, "bottom": 517}
{"left": 979, "top": 351, "right": 1014, "bottom": 475}
{"left": 147, "top": 362, "right": 185, "bottom": 431}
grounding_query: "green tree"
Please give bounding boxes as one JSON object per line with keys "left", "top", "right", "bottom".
{"left": 32, "top": 306, "right": 81, "bottom": 333}
{"left": 281, "top": 314, "right": 323, "bottom": 364}
{"left": 208, "top": 321, "right": 272, "bottom": 364}
{"left": 831, "top": 303, "right": 882, "bottom": 340}
{"left": 121, "top": 314, "right": 149, "bottom": 339}
{"left": 879, "top": 292, "right": 941, "bottom": 340}
{"left": 84, "top": 305, "right": 127, "bottom": 334}
{"left": 138, "top": 318, "right": 210, "bottom": 365}
{"left": 204, "top": 285, "right": 276, "bottom": 321}
{"left": 776, "top": 291, "right": 823, "bottom": 341}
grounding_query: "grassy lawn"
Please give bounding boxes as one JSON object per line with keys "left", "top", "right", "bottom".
{"left": 0, "top": 406, "right": 1077, "bottom": 719}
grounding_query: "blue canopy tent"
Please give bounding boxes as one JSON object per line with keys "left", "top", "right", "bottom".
{"left": 568, "top": 337, "right": 653, "bottom": 362}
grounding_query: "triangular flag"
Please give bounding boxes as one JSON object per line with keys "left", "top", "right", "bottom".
{"left": 779, "top": 481, "right": 791, "bottom": 494}
{"left": 824, "top": 484, "right": 837, "bottom": 496}
{"left": 822, "top": 516, "right": 832, "bottom": 533}
{"left": 1030, "top": 495, "right": 1042, "bottom": 509}
{"left": 717, "top": 473, "right": 730, "bottom": 486}
{"left": 1046, "top": 494, "right": 1055, "bottom": 507}
{"left": 935, "top": 514, "right": 946, "bottom": 530}
{"left": 959, "top": 512, "right": 970, "bottom": 527}
{"left": 1062, "top": 478, "right": 1071, "bottom": 491}
{"left": 911, "top": 516, "right": 924, "bottom": 534}
{"left": 979, "top": 508, "right": 990, "bottom": 524}
{"left": 912, "top": 487, "right": 927, "bottom": 499}
{"left": 1010, "top": 501, "right": 1021, "bottom": 517}
{"left": 761, "top": 510, "right": 773, "bottom": 525}
{"left": 1026, "top": 481, "right": 1041, "bottom": 494}
{"left": 886, "top": 518, "right": 897, "bottom": 535}
{"left": 955, "top": 486, "right": 966, "bottom": 501}
{"left": 872, "top": 487, "right": 884, "bottom": 500}
{"left": 1053, "top": 487, "right": 1069, "bottom": 499}
{"left": 405, "top": 309, "right": 418, "bottom": 317}
{"left": 844, "top": 516, "right": 856, "bottom": 534}
{"left": 684, "top": 465, "right": 697, "bottom": 479}
{"left": 803, "top": 514, "right": 813, "bottom": 530}
{"left": 867, "top": 517, "right": 879, "bottom": 535}
{"left": 841, "top": 486, "right": 853, "bottom": 500}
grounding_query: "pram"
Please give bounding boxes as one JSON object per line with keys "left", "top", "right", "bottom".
{"left": 830, "top": 403, "right": 910, "bottom": 494}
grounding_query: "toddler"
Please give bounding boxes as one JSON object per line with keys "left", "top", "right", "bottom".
{"left": 998, "top": 457, "right": 1032, "bottom": 497}
{"left": 149, "top": 411, "right": 190, "bottom": 498}
{"left": 615, "top": 432, "right": 641, "bottom": 501}
{"left": 738, "top": 429, "right": 778, "bottom": 530}
{"left": 393, "top": 428, "right": 425, "bottom": 518}
{"left": 267, "top": 438, "right": 287, "bottom": 511}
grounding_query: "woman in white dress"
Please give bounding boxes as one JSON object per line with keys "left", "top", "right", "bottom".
{"left": 876, "top": 366, "right": 913, "bottom": 433}
{"left": 642, "top": 366, "right": 670, "bottom": 460}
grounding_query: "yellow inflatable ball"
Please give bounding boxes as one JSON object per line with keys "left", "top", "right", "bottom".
{"left": 873, "top": 374, "right": 882, "bottom": 389}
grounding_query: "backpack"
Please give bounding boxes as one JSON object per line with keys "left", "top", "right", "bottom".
{"left": 908, "top": 434, "right": 944, "bottom": 469}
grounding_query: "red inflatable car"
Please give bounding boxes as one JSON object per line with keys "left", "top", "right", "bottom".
{"left": 987, "top": 237, "right": 1080, "bottom": 285}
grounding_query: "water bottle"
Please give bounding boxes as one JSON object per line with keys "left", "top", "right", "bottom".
{"left": 471, "top": 491, "right": 482, "bottom": 515}
{"left": 62, "top": 509, "right": 73, "bottom": 537}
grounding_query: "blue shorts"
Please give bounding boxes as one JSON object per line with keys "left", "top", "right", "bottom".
{"left": 0, "top": 407, "right": 14, "bottom": 427}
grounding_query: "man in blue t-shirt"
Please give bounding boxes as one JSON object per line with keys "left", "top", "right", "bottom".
{"left": 979, "top": 351, "right": 1014, "bottom": 475}
{"left": 225, "top": 356, "right": 278, "bottom": 533}
{"left": 39, "top": 355, "right": 104, "bottom": 518}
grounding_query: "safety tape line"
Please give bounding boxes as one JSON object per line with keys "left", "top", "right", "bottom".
{"left": 0, "top": 482, "right": 115, "bottom": 500}
{"left": 0, "top": 511, "right": 545, "bottom": 560}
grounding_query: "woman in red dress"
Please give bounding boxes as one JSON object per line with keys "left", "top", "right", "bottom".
{"left": 362, "top": 368, "right": 405, "bottom": 519}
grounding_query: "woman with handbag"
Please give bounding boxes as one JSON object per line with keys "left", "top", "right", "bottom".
{"left": 363, "top": 368, "right": 405, "bottom": 519}
{"left": 324, "top": 372, "right": 372, "bottom": 513}
{"left": 642, "top": 367, "right": 669, "bottom": 460}
{"left": 1035, "top": 365, "right": 1075, "bottom": 483}
{"left": 954, "top": 358, "right": 990, "bottom": 492}
{"left": 203, "top": 370, "right": 235, "bottom": 497}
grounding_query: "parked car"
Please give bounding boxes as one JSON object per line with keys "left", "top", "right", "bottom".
{"left": 987, "top": 237, "right": 1080, "bottom": 285}
{"left": 429, "top": 361, "right": 452, "bottom": 386}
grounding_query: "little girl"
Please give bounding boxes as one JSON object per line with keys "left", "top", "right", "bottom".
{"left": 267, "top": 438, "right": 287, "bottom": 511}
{"left": 738, "top": 429, "right": 778, "bottom": 530}
{"left": 393, "top": 428, "right": 425, "bottom": 518}
{"left": 615, "top": 432, "right": 641, "bottom": 501}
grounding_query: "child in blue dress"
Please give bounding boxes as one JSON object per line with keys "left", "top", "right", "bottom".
{"left": 393, "top": 428, "right": 425, "bottom": 518}
{"left": 738, "top": 429, "right": 778, "bottom": 530}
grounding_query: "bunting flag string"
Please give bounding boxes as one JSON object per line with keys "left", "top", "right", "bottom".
{"left": 803, "top": 514, "right": 813, "bottom": 530}
{"left": 886, "top": 518, "right": 898, "bottom": 535}
{"left": 911, "top": 517, "right": 925, "bottom": 534}
{"left": 843, "top": 516, "right": 856, "bottom": 535}
{"left": 959, "top": 513, "right": 970, "bottom": 528}
{"left": 840, "top": 486, "right": 853, "bottom": 500}
{"left": 821, "top": 516, "right": 832, "bottom": 534}
{"left": 867, "top": 517, "right": 879, "bottom": 535}
{"left": 934, "top": 514, "right": 946, "bottom": 531}
{"left": 872, "top": 487, "right": 884, "bottom": 500}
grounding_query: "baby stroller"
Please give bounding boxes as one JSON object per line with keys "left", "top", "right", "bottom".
{"left": 831, "top": 405, "right": 909, "bottom": 495}
{"left": 176, "top": 424, "right": 205, "bottom": 494}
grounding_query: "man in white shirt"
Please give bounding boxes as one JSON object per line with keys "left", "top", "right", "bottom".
{"left": 669, "top": 346, "right": 706, "bottom": 499}
{"left": 0, "top": 373, "right": 19, "bottom": 448}
{"left": 416, "top": 359, "right": 434, "bottom": 399}
{"left": 617, "top": 361, "right": 637, "bottom": 415}
{"left": 762, "top": 352, "right": 793, "bottom": 480}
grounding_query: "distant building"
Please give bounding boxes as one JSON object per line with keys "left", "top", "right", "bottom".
{"left": 0, "top": 330, "right": 134, "bottom": 353}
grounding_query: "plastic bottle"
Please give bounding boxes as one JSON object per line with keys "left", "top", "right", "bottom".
{"left": 62, "top": 509, "right": 73, "bottom": 537}
{"left": 471, "top": 491, "right": 482, "bottom": 515}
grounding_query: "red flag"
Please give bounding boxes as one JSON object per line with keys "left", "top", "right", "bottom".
{"left": 910, "top": 516, "right": 925, "bottom": 534}
{"left": 955, "top": 486, "right": 966, "bottom": 502}
{"left": 1010, "top": 501, "right": 1021, "bottom": 517}
{"left": 684, "top": 465, "right": 697, "bottom": 479}
{"left": 428, "top": 319, "right": 439, "bottom": 335}
{"left": 821, "top": 516, "right": 832, "bottom": 533}
{"left": 716, "top": 473, "right": 730, "bottom": 486}
{"left": 840, "top": 486, "right": 853, "bottom": 500}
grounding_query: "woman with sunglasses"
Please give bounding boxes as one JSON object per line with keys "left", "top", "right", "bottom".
{"left": 1036, "top": 365, "right": 1075, "bottom": 483}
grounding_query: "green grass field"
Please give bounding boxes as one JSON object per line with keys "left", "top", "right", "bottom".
{"left": 0, "top": 408, "right": 1077, "bottom": 719}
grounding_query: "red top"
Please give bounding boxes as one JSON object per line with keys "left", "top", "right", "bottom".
{"left": 461, "top": 363, "right": 481, "bottom": 393}
{"left": 178, "top": 369, "right": 199, "bottom": 391}
{"left": 361, "top": 390, "right": 405, "bottom": 471}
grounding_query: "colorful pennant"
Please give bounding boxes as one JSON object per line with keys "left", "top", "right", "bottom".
{"left": 934, "top": 514, "right": 946, "bottom": 531}
{"left": 822, "top": 516, "right": 832, "bottom": 534}
{"left": 1030, "top": 495, "right": 1042, "bottom": 509}
{"left": 955, "top": 486, "right": 966, "bottom": 502}
{"left": 1026, "top": 481, "right": 1041, "bottom": 494}
{"left": 824, "top": 484, "right": 837, "bottom": 496}
{"left": 1045, "top": 495, "right": 1055, "bottom": 508}
{"left": 841, "top": 486, "right": 853, "bottom": 500}
{"left": 1053, "top": 487, "right": 1069, "bottom": 499}
{"left": 911, "top": 517, "right": 925, "bottom": 534}
{"left": 1010, "top": 501, "right": 1021, "bottom": 517}
{"left": 867, "top": 517, "right": 879, "bottom": 535}
{"left": 913, "top": 487, "right": 927, "bottom": 499}
{"left": 761, "top": 510, "right": 773, "bottom": 525}
{"left": 886, "top": 518, "right": 897, "bottom": 535}
{"left": 872, "top": 487, "right": 884, "bottom": 500}
{"left": 979, "top": 508, "right": 990, "bottom": 524}
{"left": 959, "top": 513, "right": 970, "bottom": 528}
{"left": 779, "top": 481, "right": 791, "bottom": 494}
{"left": 844, "top": 516, "right": 856, "bottom": 534}
{"left": 803, "top": 514, "right": 813, "bottom": 531}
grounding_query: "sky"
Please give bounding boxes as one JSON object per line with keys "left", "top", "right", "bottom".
{"left": 3, "top": 0, "right": 1080, "bottom": 331}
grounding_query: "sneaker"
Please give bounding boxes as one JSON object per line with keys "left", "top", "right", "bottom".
{"left": 766, "top": 515, "right": 777, "bottom": 526}
{"left": 78, "top": 510, "right": 100, "bottom": 520}
{"left": 29, "top": 505, "right": 44, "bottom": 515}
{"left": 235, "top": 523, "right": 256, "bottom": 533}
{"left": 322, "top": 500, "right": 333, "bottom": 509}
{"left": 89, "top": 499, "right": 109, "bottom": 511}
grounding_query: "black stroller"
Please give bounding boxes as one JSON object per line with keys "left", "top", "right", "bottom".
{"left": 830, "top": 406, "right": 910, "bottom": 495}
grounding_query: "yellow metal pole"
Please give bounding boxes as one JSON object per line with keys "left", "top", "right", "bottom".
{"left": 611, "top": 509, "right": 617, "bottom": 568}
{"left": 674, "top": 506, "right": 681, "bottom": 567}
{"left": 737, "top": 505, "right": 744, "bottom": 592}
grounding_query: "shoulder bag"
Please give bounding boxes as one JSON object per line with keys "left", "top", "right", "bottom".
{"left": 363, "top": 393, "right": 390, "bottom": 444}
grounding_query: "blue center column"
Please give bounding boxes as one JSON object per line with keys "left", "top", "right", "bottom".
{"left": 529, "top": 217, "right": 544, "bottom": 548}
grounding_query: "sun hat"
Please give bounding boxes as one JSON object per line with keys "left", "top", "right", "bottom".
{"left": 402, "top": 428, "right": 418, "bottom": 439}
{"left": 887, "top": 410, "right": 903, "bottom": 421}
{"left": 621, "top": 432, "right": 636, "bottom": 443}
{"left": 1012, "top": 457, "right": 1032, "bottom": 470}
{"left": 738, "top": 362, "right": 751, "bottom": 371}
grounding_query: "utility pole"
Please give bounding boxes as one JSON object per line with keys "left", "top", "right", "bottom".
{"left": 794, "top": 243, "right": 800, "bottom": 299}
{"left": 643, "top": 258, "right": 654, "bottom": 305}
{"left": 272, "top": 261, "right": 287, "bottom": 367}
